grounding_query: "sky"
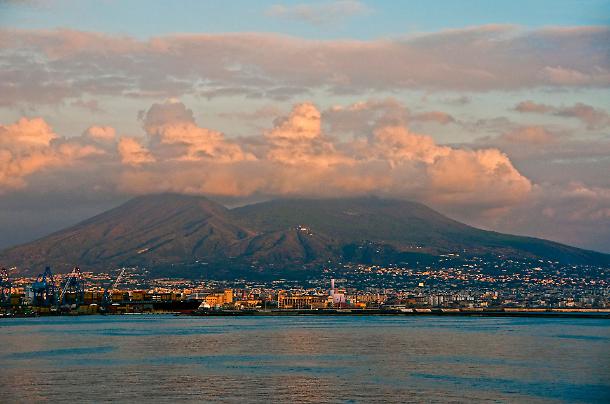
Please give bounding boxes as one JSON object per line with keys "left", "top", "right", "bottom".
{"left": 0, "top": 0, "right": 609, "bottom": 252}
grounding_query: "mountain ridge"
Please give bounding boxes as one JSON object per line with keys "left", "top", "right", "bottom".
{"left": 1, "top": 193, "right": 608, "bottom": 275}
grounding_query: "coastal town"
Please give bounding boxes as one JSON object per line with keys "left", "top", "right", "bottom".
{"left": 1, "top": 260, "right": 608, "bottom": 316}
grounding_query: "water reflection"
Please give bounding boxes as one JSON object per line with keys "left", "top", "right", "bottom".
{"left": 0, "top": 316, "right": 608, "bottom": 402}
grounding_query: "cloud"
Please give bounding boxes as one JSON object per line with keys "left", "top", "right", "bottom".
{"left": 112, "top": 101, "right": 532, "bottom": 213}
{"left": 139, "top": 100, "right": 254, "bottom": 162}
{"left": 265, "top": 102, "right": 350, "bottom": 167}
{"left": 514, "top": 101, "right": 553, "bottom": 114}
{"left": 554, "top": 103, "right": 610, "bottom": 130}
{"left": 266, "top": 0, "right": 370, "bottom": 26}
{"left": 412, "top": 111, "right": 456, "bottom": 125}
{"left": 440, "top": 95, "right": 471, "bottom": 106}
{"left": 478, "top": 182, "right": 610, "bottom": 252}
{"left": 496, "top": 126, "right": 558, "bottom": 145}
{"left": 426, "top": 148, "right": 531, "bottom": 207}
{"left": 83, "top": 125, "right": 116, "bottom": 142}
{"left": 0, "top": 117, "right": 103, "bottom": 192}
{"left": 323, "top": 99, "right": 410, "bottom": 135}
{"left": 371, "top": 125, "right": 450, "bottom": 165}
{"left": 0, "top": 117, "right": 57, "bottom": 147}
{"left": 514, "top": 101, "right": 610, "bottom": 130}
{"left": 541, "top": 66, "right": 610, "bottom": 86}
{"left": 267, "top": 102, "right": 322, "bottom": 142}
{"left": 71, "top": 99, "right": 104, "bottom": 113}
{"left": 551, "top": 183, "right": 610, "bottom": 222}
{"left": 217, "top": 105, "right": 284, "bottom": 122}
{"left": 117, "top": 137, "right": 155, "bottom": 166}
{"left": 367, "top": 125, "right": 531, "bottom": 207}
{"left": 471, "top": 121, "right": 610, "bottom": 190}
{"left": 140, "top": 98, "right": 195, "bottom": 133}
{"left": 0, "top": 100, "right": 529, "bottom": 213}
{"left": 1, "top": 25, "right": 608, "bottom": 108}
{"left": 323, "top": 98, "right": 457, "bottom": 137}
{"left": 457, "top": 112, "right": 610, "bottom": 251}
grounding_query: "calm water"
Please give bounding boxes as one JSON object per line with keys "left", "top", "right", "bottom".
{"left": 0, "top": 315, "right": 609, "bottom": 403}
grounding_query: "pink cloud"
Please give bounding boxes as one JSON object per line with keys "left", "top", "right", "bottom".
{"left": 265, "top": 102, "right": 351, "bottom": 167}
{"left": 116, "top": 102, "right": 532, "bottom": 211}
{"left": 0, "top": 117, "right": 103, "bottom": 192}
{"left": 84, "top": 125, "right": 116, "bottom": 142}
{"left": 117, "top": 137, "right": 155, "bottom": 166}
{"left": 0, "top": 101, "right": 537, "bottom": 222}
{"left": 323, "top": 99, "right": 457, "bottom": 135}
{"left": 1, "top": 25, "right": 608, "bottom": 108}
{"left": 514, "top": 101, "right": 553, "bottom": 114}
{"left": 514, "top": 101, "right": 610, "bottom": 130}
{"left": 139, "top": 99, "right": 254, "bottom": 162}
{"left": 498, "top": 126, "right": 557, "bottom": 145}
{"left": 412, "top": 111, "right": 456, "bottom": 125}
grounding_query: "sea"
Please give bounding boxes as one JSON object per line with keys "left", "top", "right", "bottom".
{"left": 0, "top": 315, "right": 608, "bottom": 403}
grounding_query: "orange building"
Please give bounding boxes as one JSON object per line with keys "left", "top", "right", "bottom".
{"left": 204, "top": 289, "right": 234, "bottom": 307}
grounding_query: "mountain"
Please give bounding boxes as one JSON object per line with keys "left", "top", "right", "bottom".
{"left": 1, "top": 193, "right": 608, "bottom": 276}
{"left": 232, "top": 198, "right": 608, "bottom": 264}
{"left": 1, "top": 194, "right": 253, "bottom": 274}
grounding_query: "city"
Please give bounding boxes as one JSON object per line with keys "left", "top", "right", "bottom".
{"left": 2, "top": 258, "right": 608, "bottom": 316}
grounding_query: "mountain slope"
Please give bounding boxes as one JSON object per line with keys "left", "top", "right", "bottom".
{"left": 233, "top": 197, "right": 609, "bottom": 264}
{"left": 1, "top": 194, "right": 253, "bottom": 273}
{"left": 1, "top": 194, "right": 608, "bottom": 275}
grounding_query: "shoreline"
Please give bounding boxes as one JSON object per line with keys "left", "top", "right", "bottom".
{"left": 190, "top": 308, "right": 610, "bottom": 319}
{"left": 3, "top": 308, "right": 609, "bottom": 319}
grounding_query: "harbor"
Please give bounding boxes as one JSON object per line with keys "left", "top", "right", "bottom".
{"left": 2, "top": 266, "right": 609, "bottom": 318}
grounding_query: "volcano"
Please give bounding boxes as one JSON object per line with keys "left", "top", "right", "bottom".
{"left": 2, "top": 193, "right": 608, "bottom": 276}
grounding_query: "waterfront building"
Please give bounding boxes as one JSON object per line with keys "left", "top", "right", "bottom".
{"left": 203, "top": 289, "right": 234, "bottom": 307}
{"left": 277, "top": 292, "right": 329, "bottom": 309}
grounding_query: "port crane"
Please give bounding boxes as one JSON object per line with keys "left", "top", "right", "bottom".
{"left": 59, "top": 266, "right": 85, "bottom": 307}
{"left": 31, "top": 266, "right": 58, "bottom": 307}
{"left": 101, "top": 267, "right": 126, "bottom": 310}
